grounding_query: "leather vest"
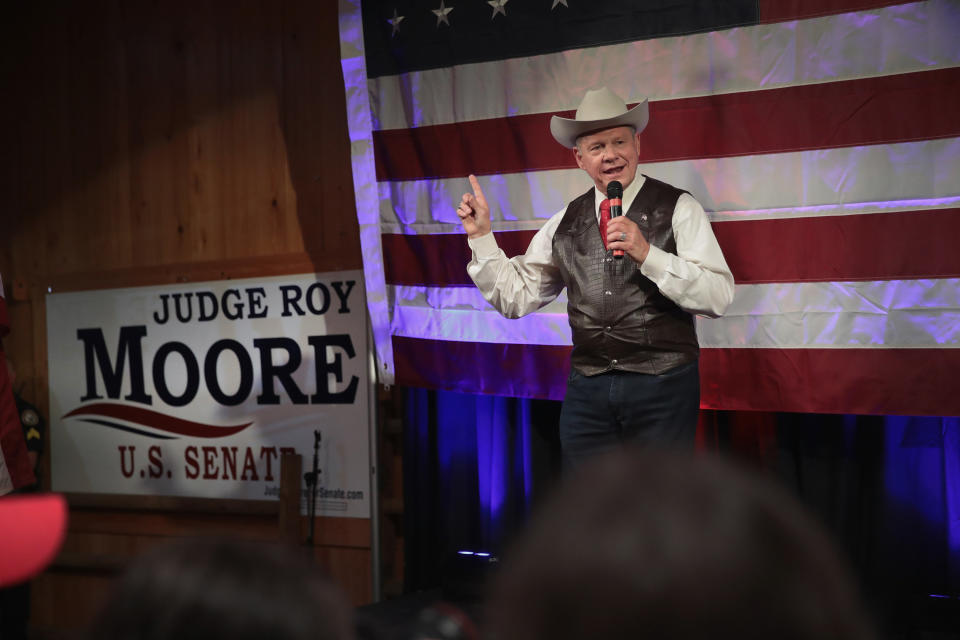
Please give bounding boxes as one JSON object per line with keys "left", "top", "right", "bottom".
{"left": 552, "top": 176, "right": 699, "bottom": 376}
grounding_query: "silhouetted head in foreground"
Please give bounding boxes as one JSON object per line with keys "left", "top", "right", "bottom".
{"left": 89, "top": 537, "right": 354, "bottom": 640}
{"left": 487, "top": 449, "right": 875, "bottom": 640}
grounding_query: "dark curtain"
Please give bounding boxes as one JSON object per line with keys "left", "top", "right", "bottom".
{"left": 402, "top": 387, "right": 960, "bottom": 631}
{"left": 699, "top": 411, "right": 960, "bottom": 626}
{"left": 402, "top": 388, "right": 561, "bottom": 593}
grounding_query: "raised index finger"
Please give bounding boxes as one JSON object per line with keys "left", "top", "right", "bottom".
{"left": 468, "top": 174, "right": 488, "bottom": 207}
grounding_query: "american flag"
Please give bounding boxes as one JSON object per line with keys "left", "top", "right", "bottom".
{"left": 338, "top": 0, "right": 960, "bottom": 415}
{"left": 1, "top": 274, "right": 36, "bottom": 495}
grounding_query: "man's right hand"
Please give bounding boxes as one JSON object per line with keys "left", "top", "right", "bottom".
{"left": 457, "top": 174, "right": 491, "bottom": 239}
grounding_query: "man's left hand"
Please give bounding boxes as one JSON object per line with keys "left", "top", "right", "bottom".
{"left": 606, "top": 215, "right": 650, "bottom": 264}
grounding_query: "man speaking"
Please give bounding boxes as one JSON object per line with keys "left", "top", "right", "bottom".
{"left": 456, "top": 87, "right": 734, "bottom": 466}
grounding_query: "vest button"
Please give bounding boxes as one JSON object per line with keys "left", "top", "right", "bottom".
{"left": 604, "top": 290, "right": 612, "bottom": 296}
{"left": 611, "top": 359, "right": 618, "bottom": 366}
{"left": 605, "top": 326, "right": 612, "bottom": 332}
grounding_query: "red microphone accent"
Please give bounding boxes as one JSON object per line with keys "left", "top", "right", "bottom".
{"left": 607, "top": 181, "right": 624, "bottom": 258}
{"left": 600, "top": 198, "right": 611, "bottom": 251}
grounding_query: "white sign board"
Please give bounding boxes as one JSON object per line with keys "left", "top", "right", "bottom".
{"left": 47, "top": 271, "right": 371, "bottom": 518}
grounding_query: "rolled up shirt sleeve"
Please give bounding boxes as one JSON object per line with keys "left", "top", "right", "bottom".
{"left": 467, "top": 213, "right": 566, "bottom": 319}
{"left": 639, "top": 193, "right": 735, "bottom": 318}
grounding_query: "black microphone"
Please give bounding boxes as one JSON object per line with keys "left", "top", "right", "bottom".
{"left": 607, "top": 181, "right": 623, "bottom": 258}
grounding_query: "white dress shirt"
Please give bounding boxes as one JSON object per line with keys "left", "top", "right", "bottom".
{"left": 467, "top": 175, "right": 735, "bottom": 320}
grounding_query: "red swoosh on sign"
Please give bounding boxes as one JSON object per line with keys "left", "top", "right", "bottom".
{"left": 63, "top": 403, "right": 253, "bottom": 438}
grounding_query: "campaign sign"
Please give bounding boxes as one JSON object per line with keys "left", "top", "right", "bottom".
{"left": 47, "top": 271, "right": 371, "bottom": 518}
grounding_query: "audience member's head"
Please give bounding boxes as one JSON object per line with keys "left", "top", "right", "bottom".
{"left": 89, "top": 536, "right": 355, "bottom": 640}
{"left": 486, "top": 449, "right": 875, "bottom": 640}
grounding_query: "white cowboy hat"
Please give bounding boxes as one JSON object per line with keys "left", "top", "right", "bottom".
{"left": 549, "top": 87, "right": 649, "bottom": 149}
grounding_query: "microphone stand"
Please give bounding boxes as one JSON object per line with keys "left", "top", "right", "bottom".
{"left": 304, "top": 430, "right": 321, "bottom": 547}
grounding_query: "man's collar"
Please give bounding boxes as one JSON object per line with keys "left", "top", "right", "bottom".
{"left": 592, "top": 174, "right": 646, "bottom": 218}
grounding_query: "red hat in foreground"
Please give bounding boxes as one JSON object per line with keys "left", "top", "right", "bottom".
{"left": 0, "top": 493, "right": 67, "bottom": 587}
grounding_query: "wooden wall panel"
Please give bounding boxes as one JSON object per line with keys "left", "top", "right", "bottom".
{"left": 0, "top": 0, "right": 374, "bottom": 632}
{"left": 0, "top": 0, "right": 360, "bottom": 279}
{"left": 31, "top": 571, "right": 118, "bottom": 634}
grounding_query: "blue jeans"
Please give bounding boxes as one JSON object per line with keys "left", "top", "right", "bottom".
{"left": 558, "top": 361, "right": 700, "bottom": 468}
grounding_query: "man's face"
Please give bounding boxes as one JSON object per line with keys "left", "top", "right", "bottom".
{"left": 573, "top": 126, "right": 642, "bottom": 193}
